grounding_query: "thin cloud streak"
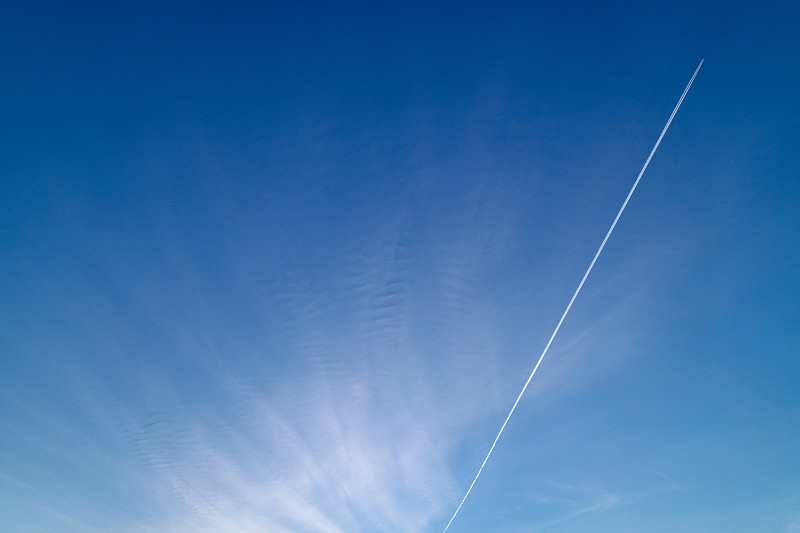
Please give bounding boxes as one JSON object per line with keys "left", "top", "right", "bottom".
{"left": 441, "top": 60, "right": 704, "bottom": 532}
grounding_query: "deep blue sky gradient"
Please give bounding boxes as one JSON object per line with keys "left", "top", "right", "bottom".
{"left": 2, "top": 2, "right": 799, "bottom": 532}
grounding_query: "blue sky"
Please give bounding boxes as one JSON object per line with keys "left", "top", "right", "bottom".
{"left": 2, "top": 1, "right": 799, "bottom": 532}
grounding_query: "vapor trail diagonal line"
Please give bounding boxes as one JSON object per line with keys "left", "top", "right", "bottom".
{"left": 441, "top": 59, "right": 703, "bottom": 532}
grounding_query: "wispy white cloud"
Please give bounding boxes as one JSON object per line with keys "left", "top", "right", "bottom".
{"left": 119, "top": 358, "right": 460, "bottom": 532}
{"left": 104, "top": 194, "right": 518, "bottom": 532}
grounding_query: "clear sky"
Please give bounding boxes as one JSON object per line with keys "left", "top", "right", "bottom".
{"left": 2, "top": 2, "right": 799, "bottom": 532}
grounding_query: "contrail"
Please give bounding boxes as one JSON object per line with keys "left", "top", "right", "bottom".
{"left": 441, "top": 59, "right": 703, "bottom": 532}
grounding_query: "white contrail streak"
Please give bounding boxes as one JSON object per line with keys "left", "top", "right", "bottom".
{"left": 441, "top": 60, "right": 703, "bottom": 532}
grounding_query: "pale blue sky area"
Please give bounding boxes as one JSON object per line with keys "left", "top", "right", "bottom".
{"left": 2, "top": 2, "right": 799, "bottom": 532}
